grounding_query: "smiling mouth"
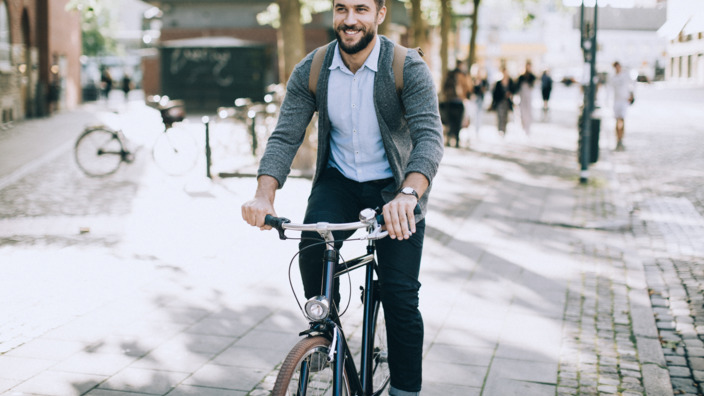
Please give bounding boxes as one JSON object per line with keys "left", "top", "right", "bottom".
{"left": 339, "top": 25, "right": 363, "bottom": 37}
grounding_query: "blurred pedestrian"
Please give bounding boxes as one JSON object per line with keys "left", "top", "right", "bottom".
{"left": 611, "top": 61, "right": 634, "bottom": 152}
{"left": 472, "top": 69, "right": 489, "bottom": 135}
{"left": 440, "top": 60, "right": 472, "bottom": 148}
{"left": 517, "top": 60, "right": 536, "bottom": 135}
{"left": 491, "top": 66, "right": 516, "bottom": 136}
{"left": 121, "top": 73, "right": 132, "bottom": 101}
{"left": 541, "top": 69, "right": 553, "bottom": 120}
{"left": 100, "top": 67, "right": 113, "bottom": 101}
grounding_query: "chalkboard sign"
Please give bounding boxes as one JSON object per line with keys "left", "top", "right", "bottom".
{"left": 160, "top": 37, "right": 273, "bottom": 110}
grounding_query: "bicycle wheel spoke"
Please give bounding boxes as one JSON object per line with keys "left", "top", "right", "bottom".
{"left": 272, "top": 337, "right": 350, "bottom": 396}
{"left": 371, "top": 298, "right": 390, "bottom": 394}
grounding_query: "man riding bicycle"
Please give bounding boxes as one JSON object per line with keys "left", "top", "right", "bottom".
{"left": 241, "top": 0, "right": 444, "bottom": 393}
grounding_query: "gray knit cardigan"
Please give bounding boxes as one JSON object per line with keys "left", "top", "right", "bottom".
{"left": 257, "top": 35, "right": 444, "bottom": 219}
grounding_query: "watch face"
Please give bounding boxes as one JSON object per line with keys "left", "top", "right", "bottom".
{"left": 401, "top": 187, "right": 418, "bottom": 198}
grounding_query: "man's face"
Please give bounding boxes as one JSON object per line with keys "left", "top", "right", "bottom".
{"left": 333, "top": 0, "right": 386, "bottom": 55}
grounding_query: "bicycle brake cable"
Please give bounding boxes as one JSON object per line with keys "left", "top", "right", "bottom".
{"left": 286, "top": 237, "right": 357, "bottom": 319}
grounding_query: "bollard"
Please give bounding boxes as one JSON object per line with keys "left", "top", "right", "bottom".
{"left": 202, "top": 116, "right": 212, "bottom": 179}
{"left": 248, "top": 109, "right": 257, "bottom": 157}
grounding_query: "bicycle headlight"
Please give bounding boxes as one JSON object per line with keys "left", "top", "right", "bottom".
{"left": 304, "top": 296, "right": 330, "bottom": 321}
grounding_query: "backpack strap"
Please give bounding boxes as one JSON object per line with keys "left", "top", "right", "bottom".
{"left": 309, "top": 42, "right": 423, "bottom": 99}
{"left": 309, "top": 43, "right": 330, "bottom": 96}
{"left": 392, "top": 44, "right": 407, "bottom": 97}
{"left": 393, "top": 45, "right": 423, "bottom": 99}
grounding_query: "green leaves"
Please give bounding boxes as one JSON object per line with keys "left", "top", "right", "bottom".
{"left": 65, "top": 0, "right": 116, "bottom": 56}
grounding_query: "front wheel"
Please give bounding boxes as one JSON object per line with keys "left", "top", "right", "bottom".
{"left": 152, "top": 127, "right": 198, "bottom": 175}
{"left": 370, "top": 294, "right": 390, "bottom": 395}
{"left": 74, "top": 127, "right": 125, "bottom": 177}
{"left": 272, "top": 336, "right": 350, "bottom": 396}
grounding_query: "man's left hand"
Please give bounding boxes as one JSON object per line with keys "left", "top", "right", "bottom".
{"left": 382, "top": 194, "right": 418, "bottom": 240}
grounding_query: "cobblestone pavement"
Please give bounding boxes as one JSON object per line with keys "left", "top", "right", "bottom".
{"left": 608, "top": 85, "right": 704, "bottom": 396}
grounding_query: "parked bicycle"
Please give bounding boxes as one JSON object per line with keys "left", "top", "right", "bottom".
{"left": 74, "top": 96, "right": 198, "bottom": 177}
{"left": 216, "top": 84, "right": 282, "bottom": 157}
{"left": 264, "top": 207, "right": 394, "bottom": 396}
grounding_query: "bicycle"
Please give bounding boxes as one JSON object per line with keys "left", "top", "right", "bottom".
{"left": 264, "top": 208, "right": 393, "bottom": 396}
{"left": 215, "top": 85, "right": 282, "bottom": 158}
{"left": 74, "top": 96, "right": 198, "bottom": 177}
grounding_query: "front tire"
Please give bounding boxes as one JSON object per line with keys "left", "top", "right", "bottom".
{"left": 370, "top": 296, "right": 390, "bottom": 395}
{"left": 272, "top": 336, "right": 350, "bottom": 396}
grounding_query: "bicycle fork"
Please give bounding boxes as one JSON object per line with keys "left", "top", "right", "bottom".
{"left": 302, "top": 230, "right": 380, "bottom": 395}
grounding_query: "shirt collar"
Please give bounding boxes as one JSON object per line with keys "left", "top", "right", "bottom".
{"left": 330, "top": 36, "right": 381, "bottom": 73}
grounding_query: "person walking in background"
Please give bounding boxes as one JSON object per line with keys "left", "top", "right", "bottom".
{"left": 472, "top": 69, "right": 489, "bottom": 135}
{"left": 440, "top": 60, "right": 472, "bottom": 148}
{"left": 121, "top": 73, "right": 132, "bottom": 101}
{"left": 517, "top": 60, "right": 536, "bottom": 135}
{"left": 241, "top": 0, "right": 444, "bottom": 393}
{"left": 491, "top": 66, "right": 516, "bottom": 136}
{"left": 611, "top": 61, "right": 634, "bottom": 152}
{"left": 100, "top": 67, "right": 113, "bottom": 101}
{"left": 541, "top": 69, "right": 553, "bottom": 120}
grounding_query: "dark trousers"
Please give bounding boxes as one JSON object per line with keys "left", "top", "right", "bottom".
{"left": 446, "top": 100, "right": 464, "bottom": 146}
{"left": 299, "top": 167, "right": 425, "bottom": 392}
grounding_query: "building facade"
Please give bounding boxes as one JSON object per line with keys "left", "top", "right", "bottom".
{"left": 658, "top": 0, "right": 704, "bottom": 85}
{"left": 0, "top": 0, "right": 81, "bottom": 128}
{"left": 140, "top": 0, "right": 332, "bottom": 104}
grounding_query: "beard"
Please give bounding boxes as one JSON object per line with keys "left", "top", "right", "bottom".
{"left": 335, "top": 24, "right": 376, "bottom": 55}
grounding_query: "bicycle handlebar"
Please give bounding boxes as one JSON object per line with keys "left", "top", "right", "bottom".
{"left": 264, "top": 205, "right": 421, "bottom": 241}
{"left": 264, "top": 212, "right": 382, "bottom": 241}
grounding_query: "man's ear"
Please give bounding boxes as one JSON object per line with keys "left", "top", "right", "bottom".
{"left": 377, "top": 6, "right": 387, "bottom": 25}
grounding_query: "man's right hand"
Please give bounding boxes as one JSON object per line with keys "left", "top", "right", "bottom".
{"left": 241, "top": 175, "right": 278, "bottom": 230}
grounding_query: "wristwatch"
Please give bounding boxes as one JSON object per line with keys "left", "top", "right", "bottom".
{"left": 399, "top": 187, "right": 419, "bottom": 200}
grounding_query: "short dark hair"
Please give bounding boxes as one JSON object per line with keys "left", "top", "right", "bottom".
{"left": 334, "top": 0, "right": 385, "bottom": 13}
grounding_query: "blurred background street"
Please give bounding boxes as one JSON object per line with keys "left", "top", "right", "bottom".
{"left": 0, "top": 80, "right": 703, "bottom": 395}
{"left": 1, "top": 0, "right": 704, "bottom": 394}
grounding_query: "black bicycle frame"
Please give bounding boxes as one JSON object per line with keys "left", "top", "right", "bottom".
{"left": 313, "top": 238, "right": 380, "bottom": 396}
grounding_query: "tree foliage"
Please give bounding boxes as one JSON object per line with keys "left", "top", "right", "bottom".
{"left": 65, "top": 0, "right": 116, "bottom": 56}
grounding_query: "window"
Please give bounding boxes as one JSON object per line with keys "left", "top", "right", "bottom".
{"left": 0, "top": 1, "right": 10, "bottom": 69}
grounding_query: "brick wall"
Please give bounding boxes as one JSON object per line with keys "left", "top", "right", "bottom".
{"left": 46, "top": 0, "right": 81, "bottom": 111}
{"left": 0, "top": 0, "right": 80, "bottom": 126}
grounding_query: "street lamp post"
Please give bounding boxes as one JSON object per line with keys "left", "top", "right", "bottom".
{"left": 579, "top": 0, "right": 598, "bottom": 184}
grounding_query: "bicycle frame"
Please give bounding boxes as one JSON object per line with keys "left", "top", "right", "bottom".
{"left": 267, "top": 212, "right": 389, "bottom": 396}
{"left": 306, "top": 230, "right": 381, "bottom": 395}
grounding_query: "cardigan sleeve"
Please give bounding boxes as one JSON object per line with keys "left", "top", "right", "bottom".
{"left": 399, "top": 49, "right": 445, "bottom": 185}
{"left": 256, "top": 53, "right": 319, "bottom": 188}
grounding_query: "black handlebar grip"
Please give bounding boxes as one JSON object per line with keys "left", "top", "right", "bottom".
{"left": 264, "top": 214, "right": 290, "bottom": 240}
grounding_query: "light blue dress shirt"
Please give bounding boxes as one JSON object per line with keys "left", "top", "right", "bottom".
{"left": 327, "top": 39, "right": 393, "bottom": 182}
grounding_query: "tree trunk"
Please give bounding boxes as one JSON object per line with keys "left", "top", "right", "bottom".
{"left": 440, "top": 0, "right": 451, "bottom": 76}
{"left": 277, "top": 0, "right": 305, "bottom": 83}
{"left": 467, "top": 0, "right": 480, "bottom": 68}
{"left": 277, "top": 0, "right": 315, "bottom": 175}
{"left": 410, "top": 0, "right": 427, "bottom": 50}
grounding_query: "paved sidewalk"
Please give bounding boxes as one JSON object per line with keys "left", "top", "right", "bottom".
{"left": 0, "top": 96, "right": 674, "bottom": 395}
